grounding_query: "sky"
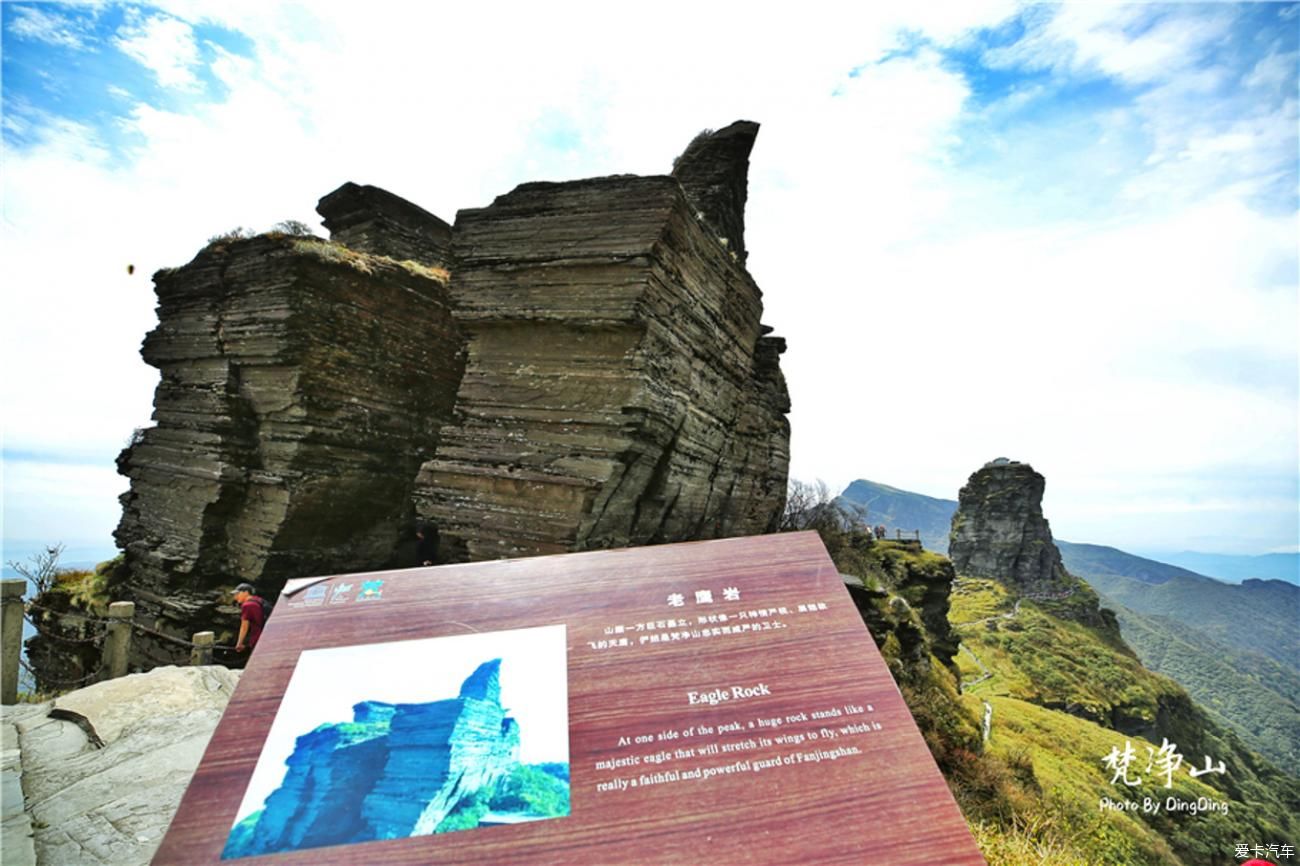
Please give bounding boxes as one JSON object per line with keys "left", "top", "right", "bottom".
{"left": 1, "top": 1, "right": 1296, "bottom": 559}
{"left": 232, "top": 624, "right": 569, "bottom": 825}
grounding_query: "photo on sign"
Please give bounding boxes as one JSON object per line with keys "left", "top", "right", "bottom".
{"left": 222, "top": 624, "right": 570, "bottom": 859}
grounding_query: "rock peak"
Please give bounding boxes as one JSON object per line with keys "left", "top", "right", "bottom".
{"left": 458, "top": 659, "right": 502, "bottom": 703}
{"left": 671, "top": 120, "right": 759, "bottom": 265}
{"left": 316, "top": 181, "right": 452, "bottom": 267}
{"left": 948, "top": 460, "right": 1072, "bottom": 594}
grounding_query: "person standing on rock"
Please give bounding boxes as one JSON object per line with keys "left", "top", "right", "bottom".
{"left": 233, "top": 583, "right": 265, "bottom": 653}
{"left": 416, "top": 522, "right": 440, "bottom": 567}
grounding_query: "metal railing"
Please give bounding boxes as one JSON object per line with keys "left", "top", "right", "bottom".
{"left": 1, "top": 578, "right": 228, "bottom": 704}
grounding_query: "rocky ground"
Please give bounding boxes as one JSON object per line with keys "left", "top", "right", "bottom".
{"left": 0, "top": 666, "right": 239, "bottom": 866}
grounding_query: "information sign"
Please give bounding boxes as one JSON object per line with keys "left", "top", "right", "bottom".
{"left": 154, "top": 531, "right": 986, "bottom": 864}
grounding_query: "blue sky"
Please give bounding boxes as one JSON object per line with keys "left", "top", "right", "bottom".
{"left": 2, "top": 2, "right": 1297, "bottom": 557}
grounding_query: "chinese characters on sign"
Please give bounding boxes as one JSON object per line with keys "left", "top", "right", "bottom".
{"left": 586, "top": 593, "right": 831, "bottom": 652}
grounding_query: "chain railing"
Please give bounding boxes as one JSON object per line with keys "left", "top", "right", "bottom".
{"left": 2, "top": 578, "right": 235, "bottom": 704}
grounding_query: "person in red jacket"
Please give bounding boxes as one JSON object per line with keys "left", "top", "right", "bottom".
{"left": 233, "top": 583, "right": 265, "bottom": 653}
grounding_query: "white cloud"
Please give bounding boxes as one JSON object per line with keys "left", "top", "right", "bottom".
{"left": 2, "top": 2, "right": 1295, "bottom": 555}
{"left": 984, "top": 4, "right": 1237, "bottom": 85}
{"left": 113, "top": 12, "right": 203, "bottom": 90}
{"left": 7, "top": 5, "right": 91, "bottom": 50}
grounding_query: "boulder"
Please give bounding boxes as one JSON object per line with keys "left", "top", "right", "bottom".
{"left": 4, "top": 666, "right": 239, "bottom": 866}
{"left": 317, "top": 182, "right": 454, "bottom": 268}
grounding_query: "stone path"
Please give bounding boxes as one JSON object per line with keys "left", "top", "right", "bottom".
{"left": 1, "top": 666, "right": 239, "bottom": 866}
{"left": 2, "top": 710, "right": 38, "bottom": 866}
{"left": 959, "top": 644, "right": 993, "bottom": 689}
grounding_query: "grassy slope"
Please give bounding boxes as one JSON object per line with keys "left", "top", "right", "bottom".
{"left": 953, "top": 578, "right": 1180, "bottom": 728}
{"left": 1082, "top": 572, "right": 1297, "bottom": 669}
{"left": 948, "top": 578, "right": 1299, "bottom": 866}
{"left": 1097, "top": 599, "right": 1300, "bottom": 773}
{"left": 1060, "top": 542, "right": 1300, "bottom": 776}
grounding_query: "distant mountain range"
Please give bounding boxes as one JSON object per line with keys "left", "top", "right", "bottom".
{"left": 836, "top": 479, "right": 1298, "bottom": 586}
{"left": 838, "top": 478, "right": 1300, "bottom": 772}
{"left": 1139, "top": 550, "right": 1299, "bottom": 585}
{"left": 837, "top": 480, "right": 955, "bottom": 552}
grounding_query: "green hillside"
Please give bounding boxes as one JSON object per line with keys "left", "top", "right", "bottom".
{"left": 819, "top": 477, "right": 1299, "bottom": 864}
{"left": 1047, "top": 544, "right": 1299, "bottom": 770}
{"left": 838, "top": 479, "right": 956, "bottom": 551}
{"left": 1082, "top": 571, "right": 1298, "bottom": 670}
{"left": 949, "top": 576, "right": 1299, "bottom": 866}
{"left": 1097, "top": 599, "right": 1300, "bottom": 773}
{"left": 1056, "top": 541, "right": 1207, "bottom": 585}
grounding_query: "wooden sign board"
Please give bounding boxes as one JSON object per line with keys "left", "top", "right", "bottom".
{"left": 154, "top": 532, "right": 985, "bottom": 865}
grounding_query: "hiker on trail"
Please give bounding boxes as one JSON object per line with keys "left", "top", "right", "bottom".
{"left": 233, "top": 583, "right": 265, "bottom": 653}
{"left": 416, "top": 522, "right": 440, "bottom": 567}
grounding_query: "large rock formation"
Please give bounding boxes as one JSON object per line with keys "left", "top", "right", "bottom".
{"left": 225, "top": 660, "right": 524, "bottom": 858}
{"left": 114, "top": 236, "right": 464, "bottom": 665}
{"left": 948, "top": 459, "right": 1074, "bottom": 597}
{"left": 416, "top": 125, "right": 789, "bottom": 559}
{"left": 102, "top": 121, "right": 789, "bottom": 668}
{"left": 949, "top": 459, "right": 1117, "bottom": 630}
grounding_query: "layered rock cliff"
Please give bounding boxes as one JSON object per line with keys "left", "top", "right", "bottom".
{"left": 416, "top": 126, "right": 789, "bottom": 558}
{"left": 113, "top": 236, "right": 464, "bottom": 665}
{"left": 225, "top": 660, "right": 524, "bottom": 858}
{"left": 96, "top": 122, "right": 788, "bottom": 668}
{"left": 948, "top": 459, "right": 1075, "bottom": 597}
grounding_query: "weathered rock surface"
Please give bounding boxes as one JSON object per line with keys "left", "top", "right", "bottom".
{"left": 98, "top": 121, "right": 789, "bottom": 672}
{"left": 949, "top": 459, "right": 1117, "bottom": 630}
{"left": 948, "top": 459, "right": 1075, "bottom": 596}
{"left": 2, "top": 666, "right": 239, "bottom": 866}
{"left": 417, "top": 125, "right": 789, "bottom": 560}
{"left": 226, "top": 659, "right": 520, "bottom": 857}
{"left": 114, "top": 236, "right": 464, "bottom": 665}
{"left": 2, "top": 716, "right": 36, "bottom": 866}
{"left": 671, "top": 120, "right": 758, "bottom": 265}
{"left": 317, "top": 182, "right": 454, "bottom": 268}
{"left": 838, "top": 540, "right": 961, "bottom": 676}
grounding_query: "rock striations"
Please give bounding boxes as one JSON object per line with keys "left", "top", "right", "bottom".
{"left": 948, "top": 459, "right": 1074, "bottom": 597}
{"left": 104, "top": 121, "right": 788, "bottom": 667}
{"left": 114, "top": 236, "right": 464, "bottom": 665}
{"left": 416, "top": 128, "right": 789, "bottom": 559}
{"left": 224, "top": 660, "right": 523, "bottom": 858}
{"left": 949, "top": 458, "right": 1116, "bottom": 630}
{"left": 317, "top": 182, "right": 453, "bottom": 268}
{"left": 671, "top": 120, "right": 758, "bottom": 265}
